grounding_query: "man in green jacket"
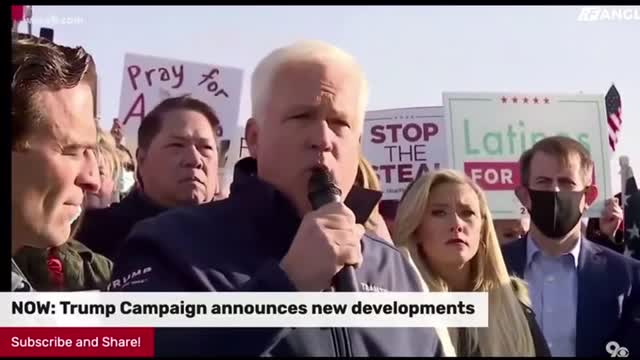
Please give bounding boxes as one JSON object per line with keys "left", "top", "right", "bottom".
{"left": 14, "top": 239, "right": 112, "bottom": 291}
{"left": 11, "top": 34, "right": 100, "bottom": 291}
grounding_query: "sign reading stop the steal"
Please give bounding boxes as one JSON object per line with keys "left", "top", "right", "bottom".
{"left": 443, "top": 92, "right": 611, "bottom": 219}
{"left": 363, "top": 107, "right": 448, "bottom": 200}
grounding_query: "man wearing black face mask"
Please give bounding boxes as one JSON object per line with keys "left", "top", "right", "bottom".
{"left": 501, "top": 136, "right": 640, "bottom": 358}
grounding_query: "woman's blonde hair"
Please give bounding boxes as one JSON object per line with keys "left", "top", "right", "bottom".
{"left": 96, "top": 127, "right": 122, "bottom": 184}
{"left": 394, "top": 169, "right": 535, "bottom": 356}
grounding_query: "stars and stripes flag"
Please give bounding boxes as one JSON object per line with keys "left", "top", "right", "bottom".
{"left": 619, "top": 156, "right": 640, "bottom": 260}
{"left": 605, "top": 84, "right": 622, "bottom": 152}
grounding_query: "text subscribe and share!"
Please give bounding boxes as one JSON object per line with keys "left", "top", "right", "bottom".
{"left": 1, "top": 292, "right": 488, "bottom": 328}
{"left": 0, "top": 327, "right": 154, "bottom": 357}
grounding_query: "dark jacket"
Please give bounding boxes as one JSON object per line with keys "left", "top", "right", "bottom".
{"left": 586, "top": 217, "right": 625, "bottom": 254}
{"left": 107, "top": 158, "right": 444, "bottom": 357}
{"left": 522, "top": 302, "right": 552, "bottom": 357}
{"left": 75, "top": 189, "right": 166, "bottom": 260}
{"left": 501, "top": 236, "right": 640, "bottom": 357}
{"left": 14, "top": 239, "right": 113, "bottom": 291}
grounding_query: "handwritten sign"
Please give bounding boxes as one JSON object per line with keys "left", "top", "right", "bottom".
{"left": 117, "top": 53, "right": 244, "bottom": 192}
{"left": 362, "top": 107, "right": 448, "bottom": 200}
{"left": 444, "top": 92, "right": 612, "bottom": 219}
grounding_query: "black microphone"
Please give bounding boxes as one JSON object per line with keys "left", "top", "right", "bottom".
{"left": 308, "top": 167, "right": 359, "bottom": 292}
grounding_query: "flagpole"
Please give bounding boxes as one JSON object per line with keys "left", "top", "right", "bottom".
{"left": 620, "top": 156, "right": 629, "bottom": 210}
{"left": 620, "top": 155, "right": 632, "bottom": 255}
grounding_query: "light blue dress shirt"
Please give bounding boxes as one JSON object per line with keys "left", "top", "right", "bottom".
{"left": 524, "top": 234, "right": 580, "bottom": 357}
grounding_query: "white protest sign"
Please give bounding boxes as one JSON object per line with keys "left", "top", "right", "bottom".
{"left": 117, "top": 53, "right": 244, "bottom": 192}
{"left": 363, "top": 107, "right": 448, "bottom": 200}
{"left": 444, "top": 92, "right": 612, "bottom": 219}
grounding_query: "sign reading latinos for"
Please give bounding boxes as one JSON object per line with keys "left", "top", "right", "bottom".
{"left": 443, "top": 92, "right": 612, "bottom": 219}
{"left": 117, "top": 53, "right": 244, "bottom": 193}
{"left": 363, "top": 107, "right": 448, "bottom": 200}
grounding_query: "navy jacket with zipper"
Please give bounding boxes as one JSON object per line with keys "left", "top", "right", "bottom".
{"left": 108, "top": 158, "right": 443, "bottom": 357}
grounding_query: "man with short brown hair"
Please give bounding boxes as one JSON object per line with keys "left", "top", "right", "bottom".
{"left": 11, "top": 34, "right": 100, "bottom": 291}
{"left": 502, "top": 135, "right": 640, "bottom": 357}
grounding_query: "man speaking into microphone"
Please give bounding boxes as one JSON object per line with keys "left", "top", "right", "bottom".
{"left": 109, "top": 40, "right": 448, "bottom": 357}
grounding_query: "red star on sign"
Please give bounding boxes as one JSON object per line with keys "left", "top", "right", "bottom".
{"left": 501, "top": 96, "right": 507, "bottom": 103}
{"left": 512, "top": 97, "right": 518, "bottom": 103}
{"left": 523, "top": 97, "right": 529, "bottom": 104}
{"left": 544, "top": 97, "right": 550, "bottom": 104}
{"left": 533, "top": 97, "right": 539, "bottom": 104}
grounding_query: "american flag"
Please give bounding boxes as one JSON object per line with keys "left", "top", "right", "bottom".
{"left": 605, "top": 84, "right": 622, "bottom": 152}
{"left": 619, "top": 157, "right": 640, "bottom": 260}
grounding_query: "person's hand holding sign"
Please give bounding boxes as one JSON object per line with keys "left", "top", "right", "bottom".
{"left": 599, "top": 197, "right": 623, "bottom": 241}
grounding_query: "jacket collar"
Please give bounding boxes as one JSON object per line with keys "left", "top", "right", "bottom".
{"left": 230, "top": 157, "right": 382, "bottom": 256}
{"left": 118, "top": 188, "right": 167, "bottom": 219}
{"left": 526, "top": 232, "right": 582, "bottom": 269}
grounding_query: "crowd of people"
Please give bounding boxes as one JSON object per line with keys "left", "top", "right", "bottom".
{"left": 10, "top": 32, "right": 639, "bottom": 357}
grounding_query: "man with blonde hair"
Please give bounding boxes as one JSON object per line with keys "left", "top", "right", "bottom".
{"left": 109, "top": 40, "right": 446, "bottom": 356}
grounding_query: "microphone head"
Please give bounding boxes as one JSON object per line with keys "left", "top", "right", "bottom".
{"left": 308, "top": 167, "right": 342, "bottom": 208}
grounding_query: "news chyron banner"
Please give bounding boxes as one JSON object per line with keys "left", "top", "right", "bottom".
{"left": 362, "top": 107, "right": 448, "bottom": 200}
{"left": 117, "top": 53, "right": 244, "bottom": 195}
{"left": 443, "top": 92, "right": 612, "bottom": 219}
{"left": 0, "top": 292, "right": 488, "bottom": 356}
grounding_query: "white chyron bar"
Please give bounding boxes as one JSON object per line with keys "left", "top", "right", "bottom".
{"left": 2, "top": 292, "right": 488, "bottom": 328}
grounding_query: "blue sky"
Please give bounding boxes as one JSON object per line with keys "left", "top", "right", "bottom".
{"left": 21, "top": 5, "right": 640, "bottom": 194}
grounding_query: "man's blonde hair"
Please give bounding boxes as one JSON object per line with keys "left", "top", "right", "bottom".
{"left": 251, "top": 40, "right": 368, "bottom": 127}
{"left": 394, "top": 169, "right": 536, "bottom": 356}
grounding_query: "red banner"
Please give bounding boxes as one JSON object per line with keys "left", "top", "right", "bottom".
{"left": 464, "top": 161, "right": 521, "bottom": 191}
{"left": 11, "top": 6, "right": 26, "bottom": 22}
{"left": 0, "top": 328, "right": 154, "bottom": 357}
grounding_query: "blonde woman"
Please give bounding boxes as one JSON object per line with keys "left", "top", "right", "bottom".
{"left": 354, "top": 157, "right": 392, "bottom": 241}
{"left": 394, "top": 169, "right": 550, "bottom": 357}
{"left": 84, "top": 128, "right": 122, "bottom": 209}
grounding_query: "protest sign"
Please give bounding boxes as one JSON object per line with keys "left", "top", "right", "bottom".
{"left": 117, "top": 53, "right": 244, "bottom": 192}
{"left": 444, "top": 92, "right": 612, "bottom": 219}
{"left": 363, "top": 107, "right": 448, "bottom": 200}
